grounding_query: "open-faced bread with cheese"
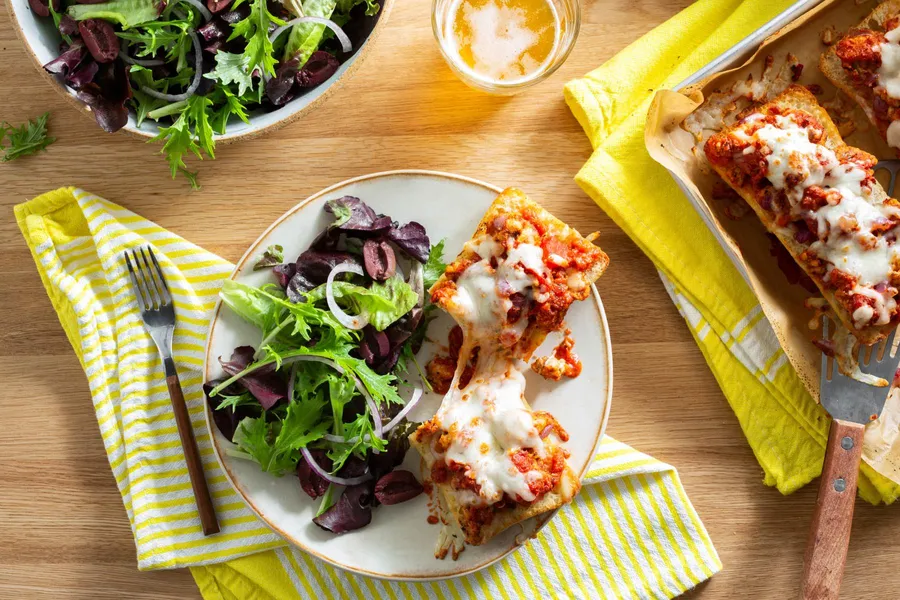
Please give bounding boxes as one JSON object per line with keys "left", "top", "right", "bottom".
{"left": 820, "top": 0, "right": 900, "bottom": 155}
{"left": 412, "top": 188, "right": 607, "bottom": 555}
{"left": 704, "top": 85, "right": 900, "bottom": 346}
{"left": 429, "top": 187, "right": 609, "bottom": 361}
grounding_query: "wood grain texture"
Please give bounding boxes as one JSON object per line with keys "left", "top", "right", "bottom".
{"left": 800, "top": 420, "right": 865, "bottom": 600}
{"left": 166, "top": 373, "right": 220, "bottom": 537}
{"left": 3, "top": 0, "right": 900, "bottom": 598}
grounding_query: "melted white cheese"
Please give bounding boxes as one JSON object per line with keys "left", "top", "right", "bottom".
{"left": 435, "top": 235, "right": 560, "bottom": 506}
{"left": 878, "top": 26, "right": 900, "bottom": 100}
{"left": 450, "top": 237, "right": 546, "bottom": 340}
{"left": 746, "top": 113, "right": 900, "bottom": 327}
{"left": 435, "top": 362, "right": 545, "bottom": 505}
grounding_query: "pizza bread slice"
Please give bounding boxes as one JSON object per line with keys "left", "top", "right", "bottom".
{"left": 429, "top": 187, "right": 609, "bottom": 361}
{"left": 409, "top": 377, "right": 581, "bottom": 549}
{"left": 412, "top": 188, "right": 607, "bottom": 556}
{"left": 704, "top": 84, "right": 900, "bottom": 348}
{"left": 820, "top": 0, "right": 900, "bottom": 155}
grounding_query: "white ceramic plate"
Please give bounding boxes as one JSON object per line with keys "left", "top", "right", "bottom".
{"left": 203, "top": 170, "right": 613, "bottom": 580}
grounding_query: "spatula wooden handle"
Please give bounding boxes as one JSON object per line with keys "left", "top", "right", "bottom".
{"left": 799, "top": 419, "right": 865, "bottom": 600}
{"left": 167, "top": 368, "right": 220, "bottom": 536}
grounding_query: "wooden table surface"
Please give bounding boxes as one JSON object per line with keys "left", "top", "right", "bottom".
{"left": 3, "top": 0, "right": 900, "bottom": 598}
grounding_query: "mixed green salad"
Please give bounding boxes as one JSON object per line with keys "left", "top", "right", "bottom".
{"left": 35, "top": 0, "right": 379, "bottom": 188}
{"left": 205, "top": 197, "right": 446, "bottom": 533}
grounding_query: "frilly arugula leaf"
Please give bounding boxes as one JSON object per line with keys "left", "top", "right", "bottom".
{"left": 150, "top": 95, "right": 215, "bottom": 190}
{"left": 117, "top": 19, "right": 191, "bottom": 60}
{"left": 215, "top": 390, "right": 257, "bottom": 412}
{"left": 0, "top": 112, "right": 55, "bottom": 162}
{"left": 207, "top": 0, "right": 284, "bottom": 94}
{"left": 211, "top": 88, "right": 250, "bottom": 135}
{"left": 206, "top": 52, "right": 255, "bottom": 97}
{"left": 231, "top": 415, "right": 297, "bottom": 475}
{"left": 423, "top": 240, "right": 447, "bottom": 290}
{"left": 274, "top": 397, "right": 331, "bottom": 454}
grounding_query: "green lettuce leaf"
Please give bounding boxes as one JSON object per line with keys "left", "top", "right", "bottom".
{"left": 206, "top": 51, "right": 256, "bottom": 97}
{"left": 307, "top": 276, "right": 418, "bottom": 331}
{"left": 283, "top": 0, "right": 336, "bottom": 62}
{"left": 220, "top": 280, "right": 354, "bottom": 346}
{"left": 68, "top": 0, "right": 160, "bottom": 28}
{"left": 231, "top": 415, "right": 297, "bottom": 475}
{"left": 335, "top": 0, "right": 378, "bottom": 18}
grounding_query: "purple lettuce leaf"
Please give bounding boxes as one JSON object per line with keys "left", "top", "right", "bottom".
{"left": 386, "top": 221, "right": 430, "bottom": 263}
{"left": 298, "top": 449, "right": 331, "bottom": 499}
{"left": 286, "top": 250, "right": 360, "bottom": 301}
{"left": 43, "top": 40, "right": 88, "bottom": 77}
{"left": 203, "top": 379, "right": 257, "bottom": 442}
{"left": 74, "top": 60, "right": 132, "bottom": 133}
{"left": 325, "top": 196, "right": 392, "bottom": 234}
{"left": 219, "top": 346, "right": 285, "bottom": 410}
{"left": 312, "top": 483, "right": 373, "bottom": 534}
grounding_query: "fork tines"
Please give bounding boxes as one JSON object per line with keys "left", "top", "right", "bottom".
{"left": 124, "top": 246, "right": 172, "bottom": 311}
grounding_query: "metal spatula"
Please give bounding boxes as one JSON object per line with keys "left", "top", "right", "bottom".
{"left": 799, "top": 317, "right": 898, "bottom": 599}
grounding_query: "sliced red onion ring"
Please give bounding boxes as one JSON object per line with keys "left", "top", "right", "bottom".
{"left": 268, "top": 16, "right": 352, "bottom": 53}
{"left": 382, "top": 387, "right": 423, "bottom": 433}
{"left": 300, "top": 446, "right": 371, "bottom": 486}
{"left": 140, "top": 31, "right": 202, "bottom": 102}
{"left": 178, "top": 0, "right": 213, "bottom": 22}
{"left": 119, "top": 49, "right": 165, "bottom": 67}
{"left": 408, "top": 262, "right": 424, "bottom": 307}
{"left": 326, "top": 262, "right": 369, "bottom": 330}
{"left": 286, "top": 361, "right": 299, "bottom": 401}
{"left": 321, "top": 386, "right": 422, "bottom": 443}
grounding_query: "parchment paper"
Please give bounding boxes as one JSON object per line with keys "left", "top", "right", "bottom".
{"left": 645, "top": 0, "right": 900, "bottom": 486}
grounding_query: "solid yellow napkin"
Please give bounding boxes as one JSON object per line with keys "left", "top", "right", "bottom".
{"left": 565, "top": 0, "right": 900, "bottom": 504}
{"left": 17, "top": 186, "right": 720, "bottom": 599}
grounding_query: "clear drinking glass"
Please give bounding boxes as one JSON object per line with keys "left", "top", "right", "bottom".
{"left": 432, "top": 0, "right": 581, "bottom": 94}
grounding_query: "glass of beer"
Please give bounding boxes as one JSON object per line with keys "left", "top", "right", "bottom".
{"left": 432, "top": 0, "right": 580, "bottom": 94}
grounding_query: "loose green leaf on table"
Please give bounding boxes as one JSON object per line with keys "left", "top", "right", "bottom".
{"left": 0, "top": 112, "right": 55, "bottom": 162}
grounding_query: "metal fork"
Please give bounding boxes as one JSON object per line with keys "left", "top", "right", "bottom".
{"left": 800, "top": 318, "right": 898, "bottom": 599}
{"left": 124, "top": 246, "right": 220, "bottom": 536}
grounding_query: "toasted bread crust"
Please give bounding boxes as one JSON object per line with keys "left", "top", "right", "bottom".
{"left": 409, "top": 428, "right": 580, "bottom": 546}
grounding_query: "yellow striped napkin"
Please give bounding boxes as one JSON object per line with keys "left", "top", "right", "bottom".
{"left": 16, "top": 187, "right": 720, "bottom": 599}
{"left": 564, "top": 0, "right": 900, "bottom": 504}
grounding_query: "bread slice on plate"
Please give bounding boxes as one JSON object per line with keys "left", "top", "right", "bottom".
{"left": 412, "top": 188, "right": 607, "bottom": 557}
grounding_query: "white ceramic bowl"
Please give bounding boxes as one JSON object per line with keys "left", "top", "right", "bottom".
{"left": 7, "top": 0, "right": 392, "bottom": 140}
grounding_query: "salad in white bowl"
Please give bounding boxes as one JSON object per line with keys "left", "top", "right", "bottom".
{"left": 15, "top": 0, "right": 387, "bottom": 186}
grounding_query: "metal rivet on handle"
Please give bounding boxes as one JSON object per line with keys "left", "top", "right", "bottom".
{"left": 834, "top": 478, "right": 847, "bottom": 493}
{"left": 841, "top": 436, "right": 854, "bottom": 450}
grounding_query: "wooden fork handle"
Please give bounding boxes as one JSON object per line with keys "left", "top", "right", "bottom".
{"left": 800, "top": 419, "right": 865, "bottom": 600}
{"left": 167, "top": 363, "right": 220, "bottom": 536}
